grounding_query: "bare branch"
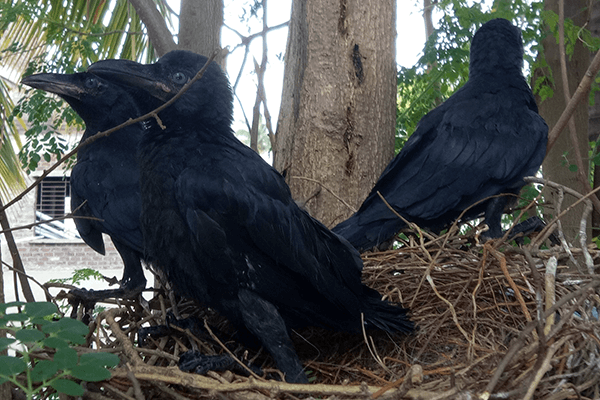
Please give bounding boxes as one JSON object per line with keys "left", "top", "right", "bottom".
{"left": 128, "top": 0, "right": 177, "bottom": 57}
{"left": 546, "top": 35, "right": 600, "bottom": 153}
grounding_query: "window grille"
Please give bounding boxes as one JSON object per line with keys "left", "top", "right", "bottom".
{"left": 34, "top": 176, "right": 79, "bottom": 239}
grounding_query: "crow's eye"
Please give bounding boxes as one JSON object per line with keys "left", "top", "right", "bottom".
{"left": 172, "top": 72, "right": 187, "bottom": 85}
{"left": 84, "top": 77, "right": 98, "bottom": 89}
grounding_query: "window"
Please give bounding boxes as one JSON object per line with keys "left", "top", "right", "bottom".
{"left": 35, "top": 176, "right": 79, "bottom": 239}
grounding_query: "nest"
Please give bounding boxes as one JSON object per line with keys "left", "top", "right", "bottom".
{"left": 42, "top": 230, "right": 598, "bottom": 400}
{"left": 38, "top": 179, "right": 600, "bottom": 399}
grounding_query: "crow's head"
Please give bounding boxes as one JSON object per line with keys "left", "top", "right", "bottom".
{"left": 88, "top": 50, "right": 233, "bottom": 130}
{"left": 22, "top": 72, "right": 141, "bottom": 127}
{"left": 469, "top": 18, "right": 524, "bottom": 78}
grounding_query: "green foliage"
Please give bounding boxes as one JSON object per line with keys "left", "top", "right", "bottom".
{"left": 48, "top": 268, "right": 105, "bottom": 286}
{"left": 2, "top": 0, "right": 168, "bottom": 173}
{"left": 0, "top": 301, "right": 120, "bottom": 399}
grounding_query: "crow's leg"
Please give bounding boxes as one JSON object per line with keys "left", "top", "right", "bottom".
{"left": 483, "top": 196, "right": 510, "bottom": 239}
{"left": 70, "top": 240, "right": 146, "bottom": 304}
{"left": 237, "top": 289, "right": 307, "bottom": 383}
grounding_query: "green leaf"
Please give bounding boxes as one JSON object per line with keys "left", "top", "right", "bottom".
{"left": 0, "top": 337, "right": 16, "bottom": 351}
{"left": 43, "top": 336, "right": 69, "bottom": 349}
{"left": 79, "top": 352, "right": 120, "bottom": 368}
{"left": 56, "top": 317, "right": 89, "bottom": 335}
{"left": 0, "top": 355, "right": 27, "bottom": 376}
{"left": 43, "top": 317, "right": 88, "bottom": 337}
{"left": 4, "top": 313, "right": 28, "bottom": 322}
{"left": 56, "top": 331, "right": 86, "bottom": 345}
{"left": 69, "top": 352, "right": 120, "bottom": 382}
{"left": 569, "top": 164, "right": 578, "bottom": 172}
{"left": 15, "top": 329, "right": 45, "bottom": 343}
{"left": 0, "top": 302, "right": 25, "bottom": 314}
{"left": 51, "top": 378, "right": 84, "bottom": 396}
{"left": 70, "top": 364, "right": 112, "bottom": 382}
{"left": 31, "top": 360, "right": 58, "bottom": 383}
{"left": 24, "top": 302, "right": 58, "bottom": 318}
{"left": 54, "top": 347, "right": 78, "bottom": 370}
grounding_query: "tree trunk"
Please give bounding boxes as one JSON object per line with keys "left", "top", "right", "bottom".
{"left": 128, "top": 0, "right": 177, "bottom": 57}
{"left": 588, "top": 1, "right": 600, "bottom": 238}
{"left": 128, "top": 0, "right": 223, "bottom": 60}
{"left": 179, "top": 0, "right": 224, "bottom": 58}
{"left": 537, "top": 0, "right": 591, "bottom": 245}
{"left": 275, "top": 0, "right": 397, "bottom": 227}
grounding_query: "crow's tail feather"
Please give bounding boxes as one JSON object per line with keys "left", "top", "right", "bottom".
{"left": 362, "top": 288, "right": 414, "bottom": 334}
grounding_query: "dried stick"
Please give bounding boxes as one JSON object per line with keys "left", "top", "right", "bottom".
{"left": 522, "top": 336, "right": 570, "bottom": 400}
{"left": 0, "top": 197, "right": 34, "bottom": 302}
{"left": 524, "top": 176, "right": 596, "bottom": 271}
{"left": 101, "top": 308, "right": 144, "bottom": 366}
{"left": 543, "top": 256, "right": 557, "bottom": 335}
{"left": 111, "top": 363, "right": 452, "bottom": 398}
{"left": 480, "top": 279, "right": 600, "bottom": 399}
{"left": 1, "top": 261, "right": 56, "bottom": 305}
{"left": 487, "top": 244, "right": 532, "bottom": 324}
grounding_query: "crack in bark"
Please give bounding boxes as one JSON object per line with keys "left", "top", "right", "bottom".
{"left": 352, "top": 44, "right": 364, "bottom": 84}
{"left": 338, "top": 0, "right": 348, "bottom": 36}
{"left": 344, "top": 105, "right": 356, "bottom": 176}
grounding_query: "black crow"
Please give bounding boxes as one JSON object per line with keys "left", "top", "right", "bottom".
{"left": 88, "top": 50, "right": 413, "bottom": 383}
{"left": 333, "top": 18, "right": 548, "bottom": 252}
{"left": 21, "top": 72, "right": 147, "bottom": 301}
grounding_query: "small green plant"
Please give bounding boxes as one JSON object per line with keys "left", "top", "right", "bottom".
{"left": 0, "top": 301, "right": 120, "bottom": 399}
{"left": 48, "top": 268, "right": 105, "bottom": 286}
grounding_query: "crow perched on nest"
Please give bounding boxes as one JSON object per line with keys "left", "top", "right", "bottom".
{"left": 88, "top": 50, "right": 413, "bottom": 383}
{"left": 21, "top": 72, "right": 147, "bottom": 302}
{"left": 333, "top": 18, "right": 548, "bottom": 252}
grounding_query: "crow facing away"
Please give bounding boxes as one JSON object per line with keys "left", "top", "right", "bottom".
{"left": 21, "top": 72, "right": 147, "bottom": 302}
{"left": 333, "top": 18, "right": 548, "bottom": 252}
{"left": 88, "top": 50, "right": 413, "bottom": 383}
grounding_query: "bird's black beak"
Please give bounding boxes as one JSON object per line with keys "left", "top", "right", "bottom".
{"left": 21, "top": 73, "right": 84, "bottom": 99}
{"left": 88, "top": 60, "right": 174, "bottom": 102}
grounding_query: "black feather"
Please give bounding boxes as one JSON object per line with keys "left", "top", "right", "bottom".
{"left": 89, "top": 50, "right": 413, "bottom": 383}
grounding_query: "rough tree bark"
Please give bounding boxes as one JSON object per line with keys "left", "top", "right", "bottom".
{"left": 128, "top": 0, "right": 223, "bottom": 59}
{"left": 588, "top": 1, "right": 600, "bottom": 237}
{"left": 275, "top": 0, "right": 397, "bottom": 227}
{"left": 179, "top": 0, "right": 224, "bottom": 57}
{"left": 536, "top": 0, "right": 591, "bottom": 244}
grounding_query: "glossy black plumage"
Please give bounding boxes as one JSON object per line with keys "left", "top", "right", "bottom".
{"left": 21, "top": 72, "right": 147, "bottom": 299}
{"left": 88, "top": 50, "right": 413, "bottom": 383}
{"left": 333, "top": 18, "right": 548, "bottom": 252}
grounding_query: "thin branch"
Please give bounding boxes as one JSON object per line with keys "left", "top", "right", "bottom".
{"left": 223, "top": 21, "right": 289, "bottom": 51}
{"left": 546, "top": 38, "right": 600, "bottom": 153}
{"left": 556, "top": 0, "right": 600, "bottom": 215}
{"left": 127, "top": 0, "right": 177, "bottom": 57}
{"left": 290, "top": 175, "right": 357, "bottom": 213}
{"left": 0, "top": 197, "right": 34, "bottom": 302}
